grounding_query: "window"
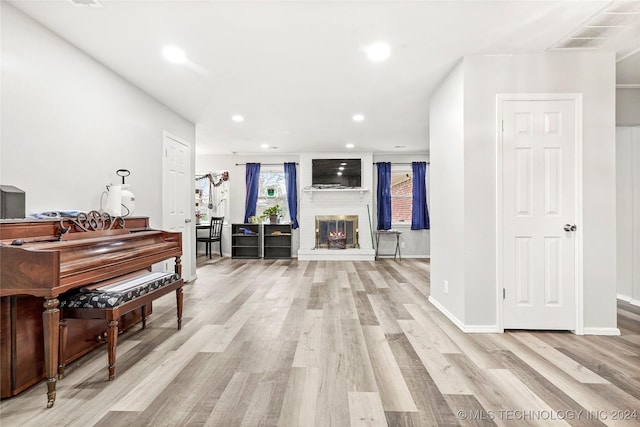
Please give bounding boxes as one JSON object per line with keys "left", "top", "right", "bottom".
{"left": 257, "top": 169, "right": 288, "bottom": 221}
{"left": 195, "top": 172, "right": 229, "bottom": 223}
{"left": 195, "top": 178, "right": 210, "bottom": 224}
{"left": 391, "top": 168, "right": 412, "bottom": 223}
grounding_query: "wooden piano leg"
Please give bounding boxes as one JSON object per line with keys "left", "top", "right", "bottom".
{"left": 58, "top": 319, "right": 68, "bottom": 379}
{"left": 176, "top": 287, "right": 183, "bottom": 330}
{"left": 42, "top": 297, "right": 60, "bottom": 408}
{"left": 174, "top": 256, "right": 182, "bottom": 277}
{"left": 141, "top": 305, "right": 147, "bottom": 329}
{"left": 107, "top": 319, "right": 118, "bottom": 381}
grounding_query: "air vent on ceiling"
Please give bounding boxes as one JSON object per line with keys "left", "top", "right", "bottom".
{"left": 549, "top": 0, "right": 640, "bottom": 51}
{"left": 591, "top": 13, "right": 640, "bottom": 27}
{"left": 572, "top": 26, "right": 619, "bottom": 38}
{"left": 68, "top": 0, "right": 103, "bottom": 7}
{"left": 555, "top": 39, "right": 604, "bottom": 49}
{"left": 608, "top": 1, "right": 640, "bottom": 13}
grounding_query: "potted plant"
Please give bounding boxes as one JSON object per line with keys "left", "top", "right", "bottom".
{"left": 261, "top": 204, "right": 282, "bottom": 224}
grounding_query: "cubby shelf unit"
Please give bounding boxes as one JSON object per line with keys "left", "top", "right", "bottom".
{"left": 263, "top": 224, "right": 292, "bottom": 259}
{"left": 231, "top": 223, "right": 261, "bottom": 259}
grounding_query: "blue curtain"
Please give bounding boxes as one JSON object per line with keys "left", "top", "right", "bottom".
{"left": 411, "top": 161, "right": 430, "bottom": 230}
{"left": 376, "top": 162, "right": 391, "bottom": 230}
{"left": 284, "top": 162, "right": 299, "bottom": 229}
{"left": 244, "top": 163, "right": 261, "bottom": 223}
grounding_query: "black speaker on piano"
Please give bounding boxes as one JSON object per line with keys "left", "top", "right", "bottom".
{"left": 0, "top": 185, "right": 26, "bottom": 219}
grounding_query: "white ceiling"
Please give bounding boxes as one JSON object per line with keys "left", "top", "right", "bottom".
{"left": 8, "top": 0, "right": 640, "bottom": 155}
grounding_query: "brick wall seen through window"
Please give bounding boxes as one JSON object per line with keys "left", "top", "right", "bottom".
{"left": 391, "top": 170, "right": 412, "bottom": 223}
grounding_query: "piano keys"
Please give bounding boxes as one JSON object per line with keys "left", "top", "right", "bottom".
{"left": 0, "top": 212, "right": 182, "bottom": 407}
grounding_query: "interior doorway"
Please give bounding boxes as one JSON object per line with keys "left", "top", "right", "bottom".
{"left": 497, "top": 94, "right": 583, "bottom": 332}
{"left": 162, "top": 131, "right": 193, "bottom": 282}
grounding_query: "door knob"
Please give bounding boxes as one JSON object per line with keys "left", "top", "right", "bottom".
{"left": 185, "top": 218, "right": 192, "bottom": 223}
{"left": 563, "top": 224, "right": 577, "bottom": 232}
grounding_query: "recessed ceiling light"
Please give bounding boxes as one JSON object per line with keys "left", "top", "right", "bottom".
{"left": 162, "top": 46, "right": 187, "bottom": 64}
{"left": 346, "top": 143, "right": 355, "bottom": 149}
{"left": 261, "top": 143, "right": 269, "bottom": 149}
{"left": 232, "top": 115, "right": 244, "bottom": 122}
{"left": 337, "top": 172, "right": 343, "bottom": 176}
{"left": 352, "top": 114, "right": 365, "bottom": 122}
{"left": 340, "top": 162, "right": 347, "bottom": 166}
{"left": 366, "top": 42, "right": 391, "bottom": 62}
{"left": 339, "top": 166, "right": 345, "bottom": 171}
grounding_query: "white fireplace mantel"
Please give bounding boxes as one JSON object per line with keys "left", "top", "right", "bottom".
{"left": 297, "top": 153, "right": 375, "bottom": 261}
{"left": 302, "top": 187, "right": 369, "bottom": 201}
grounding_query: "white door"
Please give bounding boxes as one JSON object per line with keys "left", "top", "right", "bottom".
{"left": 501, "top": 98, "right": 578, "bottom": 330}
{"left": 163, "top": 132, "right": 192, "bottom": 281}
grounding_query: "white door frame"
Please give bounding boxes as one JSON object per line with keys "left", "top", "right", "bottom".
{"left": 162, "top": 130, "right": 195, "bottom": 282}
{"left": 496, "top": 93, "right": 584, "bottom": 334}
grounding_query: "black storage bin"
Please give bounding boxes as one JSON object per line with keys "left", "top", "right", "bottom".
{"left": 0, "top": 185, "right": 26, "bottom": 219}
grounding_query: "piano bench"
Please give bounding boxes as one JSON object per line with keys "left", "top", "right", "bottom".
{"left": 58, "top": 271, "right": 183, "bottom": 381}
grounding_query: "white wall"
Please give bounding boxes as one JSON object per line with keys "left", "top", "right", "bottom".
{"left": 616, "top": 88, "right": 640, "bottom": 127}
{"left": 615, "top": 86, "right": 640, "bottom": 306}
{"left": 430, "top": 53, "right": 617, "bottom": 332}
{"left": 372, "top": 153, "right": 430, "bottom": 258}
{"left": 616, "top": 126, "right": 640, "bottom": 305}
{"left": 429, "top": 61, "right": 466, "bottom": 323}
{"left": 635, "top": 129, "right": 640, "bottom": 307}
{"left": 0, "top": 4, "right": 195, "bottom": 230}
{"left": 463, "top": 52, "right": 617, "bottom": 330}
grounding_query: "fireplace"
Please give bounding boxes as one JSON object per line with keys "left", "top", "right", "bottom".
{"left": 315, "top": 215, "right": 359, "bottom": 249}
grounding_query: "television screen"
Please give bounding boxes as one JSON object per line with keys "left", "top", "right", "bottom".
{"left": 312, "top": 159, "right": 361, "bottom": 188}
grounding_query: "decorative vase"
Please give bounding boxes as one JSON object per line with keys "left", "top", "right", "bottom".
{"left": 269, "top": 214, "right": 278, "bottom": 224}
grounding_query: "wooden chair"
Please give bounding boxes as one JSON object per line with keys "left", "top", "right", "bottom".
{"left": 196, "top": 216, "right": 224, "bottom": 258}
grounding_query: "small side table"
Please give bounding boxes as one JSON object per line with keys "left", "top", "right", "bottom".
{"left": 374, "top": 230, "right": 402, "bottom": 260}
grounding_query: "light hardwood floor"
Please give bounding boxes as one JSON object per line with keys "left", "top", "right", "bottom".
{"left": 1, "top": 258, "right": 639, "bottom": 426}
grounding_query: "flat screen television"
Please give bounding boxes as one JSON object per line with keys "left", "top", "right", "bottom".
{"left": 312, "top": 158, "right": 361, "bottom": 188}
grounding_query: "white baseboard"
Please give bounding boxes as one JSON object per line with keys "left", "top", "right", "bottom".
{"left": 617, "top": 294, "right": 640, "bottom": 307}
{"left": 428, "top": 296, "right": 500, "bottom": 333}
{"left": 617, "top": 293, "right": 632, "bottom": 302}
{"left": 298, "top": 248, "right": 375, "bottom": 261}
{"left": 581, "top": 327, "right": 621, "bottom": 336}
{"left": 376, "top": 254, "right": 430, "bottom": 259}
{"left": 463, "top": 324, "right": 501, "bottom": 333}
{"left": 428, "top": 296, "right": 621, "bottom": 335}
{"left": 428, "top": 296, "right": 465, "bottom": 331}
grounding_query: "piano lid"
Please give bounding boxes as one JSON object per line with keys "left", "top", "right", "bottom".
{"left": 0, "top": 212, "right": 180, "bottom": 298}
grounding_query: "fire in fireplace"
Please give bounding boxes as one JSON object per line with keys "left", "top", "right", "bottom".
{"left": 328, "top": 230, "right": 347, "bottom": 249}
{"left": 315, "top": 215, "right": 359, "bottom": 249}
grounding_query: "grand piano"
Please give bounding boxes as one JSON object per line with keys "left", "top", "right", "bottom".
{"left": 0, "top": 211, "right": 182, "bottom": 408}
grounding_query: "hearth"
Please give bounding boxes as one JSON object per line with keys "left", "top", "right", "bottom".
{"left": 315, "top": 215, "right": 359, "bottom": 249}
